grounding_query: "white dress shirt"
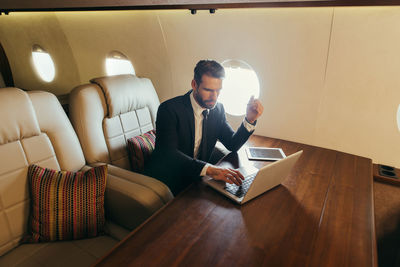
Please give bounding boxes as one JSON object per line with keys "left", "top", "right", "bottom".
{"left": 189, "top": 92, "right": 256, "bottom": 176}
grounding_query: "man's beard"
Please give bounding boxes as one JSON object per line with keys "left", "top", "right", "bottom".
{"left": 193, "top": 90, "right": 216, "bottom": 109}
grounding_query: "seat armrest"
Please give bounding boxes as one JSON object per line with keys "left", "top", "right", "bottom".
{"left": 91, "top": 163, "right": 173, "bottom": 203}
{"left": 83, "top": 164, "right": 173, "bottom": 230}
{"left": 104, "top": 221, "right": 130, "bottom": 241}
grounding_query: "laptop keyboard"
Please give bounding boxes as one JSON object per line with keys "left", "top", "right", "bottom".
{"left": 225, "top": 173, "right": 257, "bottom": 198}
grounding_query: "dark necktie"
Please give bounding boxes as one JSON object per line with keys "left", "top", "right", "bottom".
{"left": 199, "top": 109, "right": 208, "bottom": 161}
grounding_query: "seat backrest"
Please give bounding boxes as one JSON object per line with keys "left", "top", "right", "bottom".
{"left": 0, "top": 88, "right": 85, "bottom": 256}
{"left": 69, "top": 74, "right": 160, "bottom": 170}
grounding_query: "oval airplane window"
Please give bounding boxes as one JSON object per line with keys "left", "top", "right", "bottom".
{"left": 32, "top": 45, "right": 56, "bottom": 82}
{"left": 397, "top": 104, "right": 400, "bottom": 132}
{"left": 219, "top": 59, "right": 260, "bottom": 116}
{"left": 105, "top": 51, "right": 135, "bottom": 76}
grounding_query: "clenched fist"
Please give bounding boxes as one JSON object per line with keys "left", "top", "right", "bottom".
{"left": 246, "top": 95, "right": 264, "bottom": 124}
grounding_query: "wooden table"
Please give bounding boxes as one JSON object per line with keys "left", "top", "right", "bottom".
{"left": 96, "top": 135, "right": 377, "bottom": 267}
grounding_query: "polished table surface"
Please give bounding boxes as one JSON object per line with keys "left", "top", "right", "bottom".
{"left": 96, "top": 135, "right": 377, "bottom": 267}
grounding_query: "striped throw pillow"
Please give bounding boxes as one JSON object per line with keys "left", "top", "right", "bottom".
{"left": 127, "top": 130, "right": 156, "bottom": 172}
{"left": 26, "top": 164, "right": 107, "bottom": 242}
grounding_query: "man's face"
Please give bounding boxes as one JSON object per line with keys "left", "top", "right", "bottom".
{"left": 192, "top": 74, "right": 222, "bottom": 109}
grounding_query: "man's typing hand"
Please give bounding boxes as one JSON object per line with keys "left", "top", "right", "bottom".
{"left": 246, "top": 95, "right": 264, "bottom": 124}
{"left": 206, "top": 165, "right": 244, "bottom": 186}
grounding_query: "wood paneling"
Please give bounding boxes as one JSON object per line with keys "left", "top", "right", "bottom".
{"left": 95, "top": 135, "right": 376, "bottom": 266}
{"left": 373, "top": 164, "right": 400, "bottom": 186}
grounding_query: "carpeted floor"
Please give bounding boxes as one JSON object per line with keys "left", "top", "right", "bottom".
{"left": 374, "top": 181, "right": 400, "bottom": 267}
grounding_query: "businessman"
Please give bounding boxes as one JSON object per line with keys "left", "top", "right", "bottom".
{"left": 145, "top": 60, "right": 263, "bottom": 195}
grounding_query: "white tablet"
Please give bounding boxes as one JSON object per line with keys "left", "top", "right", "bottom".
{"left": 245, "top": 147, "right": 286, "bottom": 161}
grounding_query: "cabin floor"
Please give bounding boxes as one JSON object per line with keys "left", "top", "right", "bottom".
{"left": 374, "top": 181, "right": 400, "bottom": 267}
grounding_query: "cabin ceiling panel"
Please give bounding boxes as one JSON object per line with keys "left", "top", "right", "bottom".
{"left": 317, "top": 6, "right": 400, "bottom": 167}
{"left": 0, "top": 12, "right": 80, "bottom": 95}
{"left": 157, "top": 8, "right": 333, "bottom": 144}
{"left": 1, "top": 0, "right": 400, "bottom": 12}
{"left": 55, "top": 11, "right": 173, "bottom": 100}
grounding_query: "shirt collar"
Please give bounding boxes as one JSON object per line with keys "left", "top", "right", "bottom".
{"left": 190, "top": 91, "right": 207, "bottom": 117}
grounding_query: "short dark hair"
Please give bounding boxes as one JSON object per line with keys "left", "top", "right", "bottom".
{"left": 194, "top": 60, "right": 225, "bottom": 86}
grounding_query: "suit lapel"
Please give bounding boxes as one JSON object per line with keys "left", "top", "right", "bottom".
{"left": 183, "top": 91, "right": 195, "bottom": 154}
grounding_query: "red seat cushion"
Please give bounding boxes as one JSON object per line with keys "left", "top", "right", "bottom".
{"left": 127, "top": 130, "right": 156, "bottom": 172}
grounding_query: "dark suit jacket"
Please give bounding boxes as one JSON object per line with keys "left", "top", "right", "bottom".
{"left": 145, "top": 90, "right": 253, "bottom": 194}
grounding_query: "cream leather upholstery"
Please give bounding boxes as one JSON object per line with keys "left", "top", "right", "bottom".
{"left": 68, "top": 84, "right": 110, "bottom": 165}
{"left": 0, "top": 88, "right": 41, "bottom": 145}
{"left": 70, "top": 74, "right": 161, "bottom": 170}
{"left": 0, "top": 87, "right": 169, "bottom": 267}
{"left": 0, "top": 88, "right": 63, "bottom": 257}
{"left": 28, "top": 90, "right": 86, "bottom": 171}
{"left": 69, "top": 74, "right": 172, "bottom": 218}
{"left": 91, "top": 74, "right": 159, "bottom": 120}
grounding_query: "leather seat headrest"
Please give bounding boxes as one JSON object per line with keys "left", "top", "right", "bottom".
{"left": 90, "top": 74, "right": 159, "bottom": 119}
{"left": 0, "top": 88, "right": 40, "bottom": 145}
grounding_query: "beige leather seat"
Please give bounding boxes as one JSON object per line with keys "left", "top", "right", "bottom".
{"left": 70, "top": 74, "right": 176, "bottom": 190}
{"left": 70, "top": 74, "right": 173, "bottom": 214}
{"left": 0, "top": 87, "right": 170, "bottom": 266}
{"left": 69, "top": 74, "right": 160, "bottom": 170}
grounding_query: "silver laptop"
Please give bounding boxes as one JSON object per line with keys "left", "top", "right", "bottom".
{"left": 203, "top": 150, "right": 303, "bottom": 204}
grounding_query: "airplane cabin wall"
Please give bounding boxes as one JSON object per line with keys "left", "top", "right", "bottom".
{"left": 0, "top": 72, "right": 5, "bottom": 87}
{"left": 0, "top": 13, "right": 81, "bottom": 95}
{"left": 0, "top": 7, "right": 399, "bottom": 167}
